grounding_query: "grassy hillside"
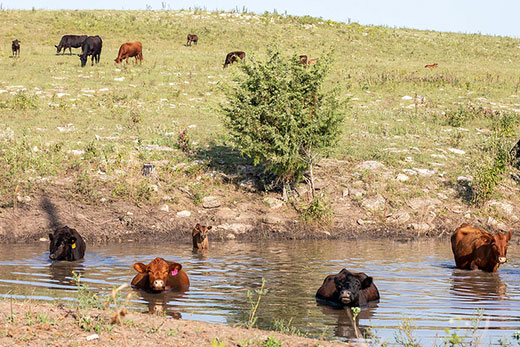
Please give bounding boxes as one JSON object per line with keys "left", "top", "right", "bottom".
{"left": 1, "top": 9, "right": 520, "bottom": 229}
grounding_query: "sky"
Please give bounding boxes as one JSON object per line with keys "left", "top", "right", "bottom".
{"left": 1, "top": 0, "right": 518, "bottom": 38}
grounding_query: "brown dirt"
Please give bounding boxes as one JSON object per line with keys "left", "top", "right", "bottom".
{"left": 0, "top": 184, "right": 493, "bottom": 245}
{"left": 0, "top": 300, "right": 347, "bottom": 347}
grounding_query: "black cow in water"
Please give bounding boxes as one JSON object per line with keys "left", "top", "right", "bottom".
{"left": 78, "top": 35, "right": 102, "bottom": 67}
{"left": 49, "top": 226, "right": 86, "bottom": 261}
{"left": 55, "top": 35, "right": 88, "bottom": 55}
{"left": 316, "top": 269, "right": 380, "bottom": 308}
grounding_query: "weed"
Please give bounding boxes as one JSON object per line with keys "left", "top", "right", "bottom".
{"left": 177, "top": 128, "right": 191, "bottom": 152}
{"left": 72, "top": 271, "right": 101, "bottom": 310}
{"left": 262, "top": 335, "right": 282, "bottom": 347}
{"left": 243, "top": 278, "right": 267, "bottom": 329}
{"left": 211, "top": 338, "right": 226, "bottom": 347}
{"left": 393, "top": 319, "right": 420, "bottom": 347}
{"left": 300, "top": 195, "right": 333, "bottom": 222}
{"left": 271, "top": 318, "right": 306, "bottom": 337}
{"left": 11, "top": 91, "right": 38, "bottom": 110}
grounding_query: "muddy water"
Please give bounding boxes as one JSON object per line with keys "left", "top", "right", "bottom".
{"left": 0, "top": 240, "right": 518, "bottom": 344}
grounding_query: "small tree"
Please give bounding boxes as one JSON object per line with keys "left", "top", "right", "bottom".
{"left": 221, "top": 49, "right": 345, "bottom": 199}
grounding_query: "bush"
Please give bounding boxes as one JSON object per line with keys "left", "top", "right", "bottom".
{"left": 221, "top": 49, "right": 345, "bottom": 194}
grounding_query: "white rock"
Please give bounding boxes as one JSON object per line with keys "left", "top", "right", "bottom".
{"left": 356, "top": 161, "right": 385, "bottom": 171}
{"left": 86, "top": 334, "right": 99, "bottom": 341}
{"left": 402, "top": 95, "right": 414, "bottom": 100}
{"left": 264, "top": 197, "right": 283, "bottom": 209}
{"left": 176, "top": 210, "right": 191, "bottom": 217}
{"left": 448, "top": 148, "right": 466, "bottom": 155}
{"left": 361, "top": 195, "right": 386, "bottom": 212}
{"left": 160, "top": 204, "right": 169, "bottom": 212}
{"left": 408, "top": 223, "right": 432, "bottom": 232}
{"left": 414, "top": 168, "right": 435, "bottom": 177}
{"left": 396, "top": 173, "right": 409, "bottom": 182}
{"left": 217, "top": 223, "right": 253, "bottom": 234}
{"left": 202, "top": 196, "right": 221, "bottom": 208}
{"left": 403, "top": 169, "right": 417, "bottom": 176}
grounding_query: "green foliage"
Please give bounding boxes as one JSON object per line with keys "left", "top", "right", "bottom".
{"left": 222, "top": 49, "right": 345, "bottom": 188}
{"left": 350, "top": 307, "right": 361, "bottom": 320}
{"left": 11, "top": 92, "right": 38, "bottom": 110}
{"left": 243, "top": 278, "right": 268, "bottom": 329}
{"left": 300, "top": 195, "right": 332, "bottom": 222}
{"left": 271, "top": 318, "right": 306, "bottom": 337}
{"left": 72, "top": 271, "right": 102, "bottom": 310}
{"left": 393, "top": 319, "right": 420, "bottom": 347}
{"left": 211, "top": 338, "right": 226, "bottom": 347}
{"left": 262, "top": 335, "right": 282, "bottom": 347}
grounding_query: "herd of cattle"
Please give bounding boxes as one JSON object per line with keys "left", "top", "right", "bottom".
{"left": 11, "top": 34, "right": 248, "bottom": 68}
{"left": 48, "top": 222, "right": 512, "bottom": 309}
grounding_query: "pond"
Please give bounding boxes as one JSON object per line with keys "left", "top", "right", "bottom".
{"left": 0, "top": 239, "right": 518, "bottom": 344}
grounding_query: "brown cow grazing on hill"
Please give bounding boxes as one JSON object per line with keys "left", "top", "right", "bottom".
{"left": 316, "top": 269, "right": 380, "bottom": 308}
{"left": 299, "top": 55, "right": 317, "bottom": 68}
{"left": 425, "top": 63, "right": 438, "bottom": 69}
{"left": 223, "top": 51, "right": 246, "bottom": 68}
{"left": 451, "top": 223, "right": 512, "bottom": 272}
{"left": 299, "top": 55, "right": 308, "bottom": 64}
{"left": 114, "top": 42, "right": 143, "bottom": 64}
{"left": 131, "top": 257, "right": 190, "bottom": 292}
{"left": 12, "top": 40, "right": 20, "bottom": 57}
{"left": 186, "top": 34, "right": 198, "bottom": 46}
{"left": 192, "top": 223, "right": 211, "bottom": 250}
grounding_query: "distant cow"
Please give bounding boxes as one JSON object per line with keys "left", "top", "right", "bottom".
{"left": 223, "top": 51, "right": 246, "bottom": 68}
{"left": 131, "top": 257, "right": 190, "bottom": 292}
{"left": 510, "top": 139, "right": 520, "bottom": 168}
{"left": 425, "top": 63, "right": 438, "bottom": 69}
{"left": 316, "top": 269, "right": 380, "bottom": 308}
{"left": 11, "top": 40, "right": 20, "bottom": 57}
{"left": 299, "top": 55, "right": 317, "bottom": 68}
{"left": 78, "top": 35, "right": 102, "bottom": 67}
{"left": 49, "top": 226, "right": 86, "bottom": 261}
{"left": 192, "top": 223, "right": 212, "bottom": 250}
{"left": 55, "top": 35, "right": 88, "bottom": 55}
{"left": 114, "top": 42, "right": 143, "bottom": 64}
{"left": 186, "top": 34, "right": 198, "bottom": 46}
{"left": 451, "top": 223, "right": 512, "bottom": 272}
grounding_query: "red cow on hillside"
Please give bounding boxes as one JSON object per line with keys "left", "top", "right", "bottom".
{"left": 131, "top": 257, "right": 190, "bottom": 292}
{"left": 451, "top": 223, "right": 512, "bottom": 272}
{"left": 114, "top": 42, "right": 143, "bottom": 64}
{"left": 186, "top": 34, "right": 198, "bottom": 46}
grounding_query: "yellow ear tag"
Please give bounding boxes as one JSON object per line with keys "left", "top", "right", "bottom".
{"left": 72, "top": 243, "right": 76, "bottom": 249}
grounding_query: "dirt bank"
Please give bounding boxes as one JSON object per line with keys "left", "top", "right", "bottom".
{"left": 0, "top": 300, "right": 346, "bottom": 346}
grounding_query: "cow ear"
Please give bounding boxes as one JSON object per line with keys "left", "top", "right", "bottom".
{"left": 207, "top": 226, "right": 212, "bottom": 231}
{"left": 195, "top": 223, "right": 201, "bottom": 230}
{"left": 68, "top": 237, "right": 76, "bottom": 244}
{"left": 133, "top": 263, "right": 148, "bottom": 273}
{"left": 169, "top": 263, "right": 182, "bottom": 272}
{"left": 480, "top": 234, "right": 493, "bottom": 244}
{"left": 49, "top": 233, "right": 53, "bottom": 240}
{"left": 361, "top": 276, "right": 373, "bottom": 289}
{"left": 506, "top": 230, "right": 512, "bottom": 241}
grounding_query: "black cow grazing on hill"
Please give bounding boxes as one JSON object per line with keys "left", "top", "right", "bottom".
{"left": 186, "top": 34, "right": 198, "bottom": 46}
{"left": 55, "top": 35, "right": 88, "bottom": 55}
{"left": 223, "top": 51, "right": 245, "bottom": 68}
{"left": 49, "top": 226, "right": 86, "bottom": 261}
{"left": 12, "top": 40, "right": 20, "bottom": 57}
{"left": 78, "top": 35, "right": 102, "bottom": 67}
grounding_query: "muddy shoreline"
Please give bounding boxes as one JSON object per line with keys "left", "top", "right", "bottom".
{"left": 0, "top": 187, "right": 462, "bottom": 245}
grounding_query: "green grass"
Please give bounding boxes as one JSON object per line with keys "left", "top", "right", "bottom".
{"left": 0, "top": 9, "right": 519, "bottom": 212}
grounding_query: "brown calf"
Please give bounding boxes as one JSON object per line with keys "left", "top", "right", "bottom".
{"left": 223, "top": 51, "right": 246, "bottom": 68}
{"left": 12, "top": 40, "right": 20, "bottom": 57}
{"left": 451, "top": 223, "right": 512, "bottom": 272}
{"left": 131, "top": 257, "right": 190, "bottom": 292}
{"left": 425, "top": 63, "right": 438, "bottom": 69}
{"left": 186, "top": 34, "right": 198, "bottom": 46}
{"left": 114, "top": 42, "right": 143, "bottom": 64}
{"left": 192, "top": 223, "right": 212, "bottom": 250}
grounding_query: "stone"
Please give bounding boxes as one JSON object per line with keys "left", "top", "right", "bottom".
{"left": 451, "top": 205, "right": 465, "bottom": 214}
{"left": 240, "top": 178, "right": 257, "bottom": 192}
{"left": 202, "top": 196, "right": 221, "bottom": 209}
{"left": 217, "top": 223, "right": 253, "bottom": 234}
{"left": 448, "top": 148, "right": 466, "bottom": 155}
{"left": 342, "top": 188, "right": 349, "bottom": 198}
{"left": 159, "top": 204, "right": 169, "bottom": 212}
{"left": 149, "top": 184, "right": 158, "bottom": 192}
{"left": 176, "top": 210, "right": 191, "bottom": 217}
{"left": 264, "top": 197, "right": 284, "bottom": 209}
{"left": 457, "top": 176, "right": 472, "bottom": 183}
{"left": 487, "top": 217, "right": 508, "bottom": 231}
{"left": 487, "top": 200, "right": 515, "bottom": 217}
{"left": 403, "top": 169, "right": 417, "bottom": 176}
{"left": 361, "top": 195, "right": 386, "bottom": 212}
{"left": 357, "top": 219, "right": 376, "bottom": 225}
{"left": 263, "top": 216, "right": 282, "bottom": 225}
{"left": 408, "top": 197, "right": 441, "bottom": 210}
{"left": 321, "top": 230, "right": 331, "bottom": 236}
{"left": 402, "top": 95, "right": 413, "bottom": 100}
{"left": 356, "top": 161, "right": 385, "bottom": 171}
{"left": 386, "top": 211, "right": 411, "bottom": 224}
{"left": 396, "top": 173, "right": 409, "bottom": 182}
{"left": 408, "top": 223, "right": 432, "bottom": 232}
{"left": 414, "top": 168, "right": 435, "bottom": 177}
{"left": 349, "top": 188, "right": 366, "bottom": 198}
{"left": 226, "top": 233, "right": 236, "bottom": 240}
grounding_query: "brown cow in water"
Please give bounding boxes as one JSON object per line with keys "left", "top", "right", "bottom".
{"left": 131, "top": 257, "right": 190, "bottom": 292}
{"left": 316, "top": 269, "right": 380, "bottom": 308}
{"left": 425, "top": 63, "right": 438, "bottom": 68}
{"left": 451, "top": 223, "right": 512, "bottom": 272}
{"left": 192, "top": 223, "right": 212, "bottom": 250}
{"left": 114, "top": 42, "right": 143, "bottom": 64}
{"left": 186, "top": 34, "right": 198, "bottom": 46}
{"left": 223, "top": 51, "right": 245, "bottom": 68}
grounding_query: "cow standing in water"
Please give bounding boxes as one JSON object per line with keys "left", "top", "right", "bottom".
{"left": 192, "top": 224, "right": 211, "bottom": 250}
{"left": 131, "top": 257, "right": 190, "bottom": 292}
{"left": 49, "top": 226, "right": 86, "bottom": 261}
{"left": 186, "top": 34, "right": 198, "bottom": 46}
{"left": 316, "top": 269, "right": 380, "bottom": 308}
{"left": 114, "top": 42, "right": 143, "bottom": 64}
{"left": 223, "top": 51, "right": 245, "bottom": 68}
{"left": 55, "top": 35, "right": 88, "bottom": 55}
{"left": 11, "top": 40, "right": 20, "bottom": 57}
{"left": 78, "top": 35, "right": 102, "bottom": 67}
{"left": 451, "top": 223, "right": 512, "bottom": 272}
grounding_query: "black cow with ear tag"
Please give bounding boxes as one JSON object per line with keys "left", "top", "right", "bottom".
{"left": 49, "top": 226, "right": 86, "bottom": 261}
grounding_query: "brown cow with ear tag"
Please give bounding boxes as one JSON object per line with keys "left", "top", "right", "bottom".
{"left": 131, "top": 257, "right": 190, "bottom": 292}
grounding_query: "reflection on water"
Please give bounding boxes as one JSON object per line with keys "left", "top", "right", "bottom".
{"left": 0, "top": 240, "right": 518, "bottom": 344}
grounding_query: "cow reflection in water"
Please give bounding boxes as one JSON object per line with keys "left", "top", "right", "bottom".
{"left": 133, "top": 289, "right": 185, "bottom": 318}
{"left": 450, "top": 269, "right": 507, "bottom": 300}
{"left": 319, "top": 304, "right": 377, "bottom": 340}
{"left": 48, "top": 261, "right": 85, "bottom": 287}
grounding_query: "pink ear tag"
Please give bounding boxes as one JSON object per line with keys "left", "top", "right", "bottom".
{"left": 171, "top": 269, "right": 178, "bottom": 276}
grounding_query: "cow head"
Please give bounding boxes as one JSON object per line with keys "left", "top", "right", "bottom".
{"left": 78, "top": 54, "right": 87, "bottom": 67}
{"left": 334, "top": 269, "right": 374, "bottom": 306}
{"left": 133, "top": 257, "right": 182, "bottom": 291}
{"left": 49, "top": 226, "right": 78, "bottom": 260}
{"left": 193, "top": 224, "right": 212, "bottom": 242}
{"left": 55, "top": 45, "right": 60, "bottom": 53}
{"left": 481, "top": 231, "right": 512, "bottom": 264}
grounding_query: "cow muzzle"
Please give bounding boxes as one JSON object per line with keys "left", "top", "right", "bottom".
{"left": 152, "top": 279, "right": 165, "bottom": 290}
{"left": 498, "top": 257, "right": 507, "bottom": 264}
{"left": 339, "top": 291, "right": 353, "bottom": 305}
